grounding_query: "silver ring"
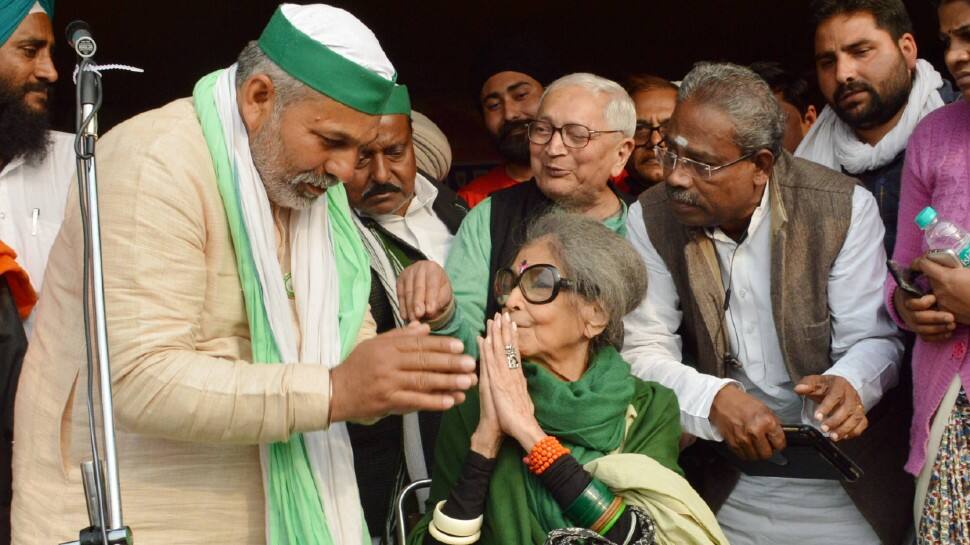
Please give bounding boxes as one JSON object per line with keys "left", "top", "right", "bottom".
{"left": 504, "top": 344, "right": 519, "bottom": 369}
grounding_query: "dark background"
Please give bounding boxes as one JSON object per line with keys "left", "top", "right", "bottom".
{"left": 48, "top": 1, "right": 950, "bottom": 167}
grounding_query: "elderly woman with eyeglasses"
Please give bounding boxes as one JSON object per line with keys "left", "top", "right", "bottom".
{"left": 408, "top": 212, "right": 727, "bottom": 545}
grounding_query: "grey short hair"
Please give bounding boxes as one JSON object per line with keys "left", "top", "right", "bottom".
{"left": 678, "top": 62, "right": 785, "bottom": 155}
{"left": 523, "top": 211, "right": 647, "bottom": 352}
{"left": 235, "top": 41, "right": 311, "bottom": 111}
{"left": 542, "top": 73, "right": 636, "bottom": 137}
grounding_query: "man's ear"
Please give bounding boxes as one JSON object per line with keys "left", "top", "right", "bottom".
{"left": 238, "top": 74, "right": 277, "bottom": 134}
{"left": 898, "top": 32, "right": 918, "bottom": 70}
{"left": 610, "top": 137, "right": 636, "bottom": 178}
{"left": 580, "top": 301, "right": 609, "bottom": 340}
{"left": 751, "top": 149, "right": 775, "bottom": 187}
{"left": 801, "top": 105, "right": 818, "bottom": 134}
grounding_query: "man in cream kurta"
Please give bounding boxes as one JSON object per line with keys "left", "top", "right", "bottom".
{"left": 11, "top": 5, "right": 476, "bottom": 545}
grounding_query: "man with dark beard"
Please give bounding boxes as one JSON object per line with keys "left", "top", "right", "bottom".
{"left": 0, "top": 3, "right": 67, "bottom": 543}
{"left": 0, "top": 1, "right": 73, "bottom": 292}
{"left": 457, "top": 39, "right": 552, "bottom": 208}
{"left": 797, "top": 0, "right": 959, "bottom": 256}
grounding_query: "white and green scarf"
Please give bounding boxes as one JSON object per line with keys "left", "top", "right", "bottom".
{"left": 194, "top": 66, "right": 371, "bottom": 545}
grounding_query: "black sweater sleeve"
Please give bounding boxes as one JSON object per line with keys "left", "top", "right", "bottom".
{"left": 538, "top": 455, "right": 645, "bottom": 545}
{"left": 423, "top": 451, "right": 495, "bottom": 545}
{"left": 424, "top": 452, "right": 650, "bottom": 545}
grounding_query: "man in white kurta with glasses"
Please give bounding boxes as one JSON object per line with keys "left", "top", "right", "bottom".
{"left": 623, "top": 62, "right": 909, "bottom": 544}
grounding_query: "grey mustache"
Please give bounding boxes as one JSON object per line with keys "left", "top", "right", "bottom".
{"left": 290, "top": 171, "right": 340, "bottom": 189}
{"left": 665, "top": 185, "right": 699, "bottom": 206}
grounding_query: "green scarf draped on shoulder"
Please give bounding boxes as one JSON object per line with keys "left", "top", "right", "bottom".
{"left": 193, "top": 70, "right": 371, "bottom": 545}
{"left": 409, "top": 346, "right": 683, "bottom": 545}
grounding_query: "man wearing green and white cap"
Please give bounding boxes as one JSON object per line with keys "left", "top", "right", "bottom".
{"left": 11, "top": 4, "right": 476, "bottom": 545}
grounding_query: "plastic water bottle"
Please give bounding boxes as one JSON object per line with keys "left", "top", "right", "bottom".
{"left": 915, "top": 206, "right": 970, "bottom": 267}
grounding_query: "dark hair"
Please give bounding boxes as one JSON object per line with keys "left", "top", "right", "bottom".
{"left": 470, "top": 33, "right": 556, "bottom": 106}
{"left": 623, "top": 74, "right": 678, "bottom": 96}
{"left": 810, "top": 0, "right": 913, "bottom": 40}
{"left": 749, "top": 62, "right": 815, "bottom": 115}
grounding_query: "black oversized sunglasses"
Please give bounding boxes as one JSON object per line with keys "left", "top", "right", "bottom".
{"left": 494, "top": 264, "right": 575, "bottom": 306}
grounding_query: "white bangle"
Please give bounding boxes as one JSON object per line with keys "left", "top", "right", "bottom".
{"left": 428, "top": 522, "right": 481, "bottom": 545}
{"left": 432, "top": 500, "right": 483, "bottom": 537}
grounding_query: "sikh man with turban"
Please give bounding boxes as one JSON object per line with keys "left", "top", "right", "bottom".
{"left": 0, "top": 0, "right": 72, "bottom": 294}
{"left": 0, "top": 1, "right": 71, "bottom": 542}
{"left": 11, "top": 5, "right": 477, "bottom": 545}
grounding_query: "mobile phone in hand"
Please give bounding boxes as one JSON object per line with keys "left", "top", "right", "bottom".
{"left": 781, "top": 425, "right": 863, "bottom": 482}
{"left": 887, "top": 259, "right": 924, "bottom": 297}
{"left": 927, "top": 249, "right": 963, "bottom": 268}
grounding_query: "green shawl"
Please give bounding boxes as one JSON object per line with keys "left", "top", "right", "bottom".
{"left": 409, "top": 346, "right": 683, "bottom": 545}
{"left": 193, "top": 70, "right": 371, "bottom": 545}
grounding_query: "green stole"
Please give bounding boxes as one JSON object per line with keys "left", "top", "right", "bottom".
{"left": 410, "top": 346, "right": 683, "bottom": 545}
{"left": 193, "top": 70, "right": 371, "bottom": 545}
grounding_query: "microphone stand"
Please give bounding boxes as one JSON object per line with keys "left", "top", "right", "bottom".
{"left": 61, "top": 38, "right": 133, "bottom": 545}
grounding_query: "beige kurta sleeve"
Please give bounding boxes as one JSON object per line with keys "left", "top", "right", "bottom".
{"left": 95, "top": 99, "right": 338, "bottom": 444}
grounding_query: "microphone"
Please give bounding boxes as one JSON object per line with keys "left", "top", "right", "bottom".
{"left": 66, "top": 20, "right": 99, "bottom": 128}
{"left": 65, "top": 20, "right": 97, "bottom": 58}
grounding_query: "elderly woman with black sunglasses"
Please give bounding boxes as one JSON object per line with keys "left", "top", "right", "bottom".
{"left": 407, "top": 212, "right": 727, "bottom": 545}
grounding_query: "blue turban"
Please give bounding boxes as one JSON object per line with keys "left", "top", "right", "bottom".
{"left": 0, "top": 0, "right": 54, "bottom": 47}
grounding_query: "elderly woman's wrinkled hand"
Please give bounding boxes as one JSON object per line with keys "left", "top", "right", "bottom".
{"left": 482, "top": 312, "right": 548, "bottom": 452}
{"left": 471, "top": 336, "right": 504, "bottom": 459}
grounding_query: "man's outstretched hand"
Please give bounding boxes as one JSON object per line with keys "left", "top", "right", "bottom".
{"left": 329, "top": 322, "right": 476, "bottom": 423}
{"left": 794, "top": 375, "right": 867, "bottom": 442}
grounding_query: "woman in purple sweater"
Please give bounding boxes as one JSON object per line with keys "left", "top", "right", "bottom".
{"left": 885, "top": 1, "right": 970, "bottom": 542}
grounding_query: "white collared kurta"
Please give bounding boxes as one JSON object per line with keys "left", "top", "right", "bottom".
{"left": 0, "top": 130, "right": 74, "bottom": 292}
{"left": 360, "top": 173, "right": 453, "bottom": 265}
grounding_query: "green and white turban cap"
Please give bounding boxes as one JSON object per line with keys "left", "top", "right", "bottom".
{"left": 257, "top": 3, "right": 410, "bottom": 115}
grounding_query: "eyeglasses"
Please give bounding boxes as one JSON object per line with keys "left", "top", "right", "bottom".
{"left": 633, "top": 122, "right": 667, "bottom": 147}
{"left": 494, "top": 264, "right": 575, "bottom": 306}
{"left": 653, "top": 145, "right": 754, "bottom": 180}
{"left": 527, "top": 120, "right": 624, "bottom": 149}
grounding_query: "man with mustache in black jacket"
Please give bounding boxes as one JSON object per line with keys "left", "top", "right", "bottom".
{"left": 343, "top": 111, "right": 468, "bottom": 543}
